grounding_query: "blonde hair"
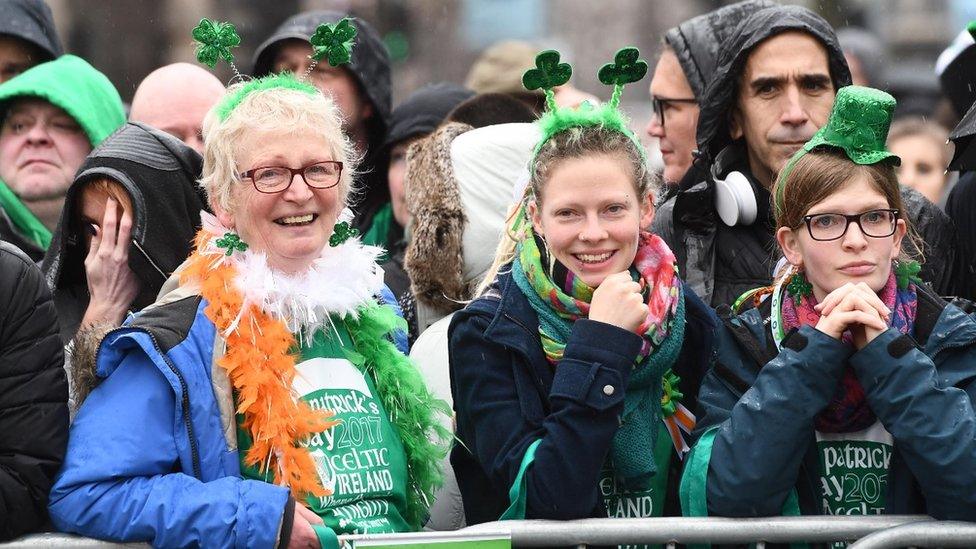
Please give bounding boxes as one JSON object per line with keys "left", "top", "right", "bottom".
{"left": 199, "top": 84, "right": 359, "bottom": 214}
{"left": 477, "top": 125, "right": 656, "bottom": 295}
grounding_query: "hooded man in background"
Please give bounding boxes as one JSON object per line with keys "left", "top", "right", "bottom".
{"left": 0, "top": 0, "right": 61, "bottom": 84}
{"left": 0, "top": 55, "right": 125, "bottom": 261}
{"left": 652, "top": 4, "right": 957, "bottom": 307}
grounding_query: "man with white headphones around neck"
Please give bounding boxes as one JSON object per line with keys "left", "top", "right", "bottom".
{"left": 652, "top": 4, "right": 958, "bottom": 308}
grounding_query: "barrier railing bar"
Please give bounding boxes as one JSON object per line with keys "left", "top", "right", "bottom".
{"left": 0, "top": 533, "right": 147, "bottom": 548}
{"left": 456, "top": 516, "right": 930, "bottom": 546}
{"left": 0, "top": 516, "right": 943, "bottom": 548}
{"left": 848, "top": 521, "right": 976, "bottom": 548}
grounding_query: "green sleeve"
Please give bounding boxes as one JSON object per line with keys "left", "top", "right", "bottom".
{"left": 499, "top": 439, "right": 542, "bottom": 521}
{"left": 312, "top": 523, "right": 339, "bottom": 549}
{"left": 679, "top": 427, "right": 803, "bottom": 548}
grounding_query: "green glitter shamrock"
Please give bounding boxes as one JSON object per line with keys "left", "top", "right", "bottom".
{"left": 895, "top": 260, "right": 921, "bottom": 290}
{"left": 598, "top": 47, "right": 647, "bottom": 86}
{"left": 192, "top": 19, "right": 241, "bottom": 69}
{"left": 660, "top": 370, "right": 684, "bottom": 418}
{"left": 215, "top": 232, "right": 248, "bottom": 256}
{"left": 310, "top": 18, "right": 357, "bottom": 66}
{"left": 786, "top": 272, "right": 813, "bottom": 302}
{"left": 522, "top": 50, "right": 572, "bottom": 92}
{"left": 329, "top": 221, "right": 359, "bottom": 247}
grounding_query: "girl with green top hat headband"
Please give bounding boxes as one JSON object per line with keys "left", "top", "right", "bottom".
{"left": 681, "top": 85, "right": 976, "bottom": 526}
{"left": 449, "top": 47, "right": 718, "bottom": 526}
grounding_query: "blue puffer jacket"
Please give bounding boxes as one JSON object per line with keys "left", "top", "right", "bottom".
{"left": 448, "top": 268, "right": 717, "bottom": 524}
{"left": 681, "top": 285, "right": 976, "bottom": 520}
{"left": 49, "top": 286, "right": 406, "bottom": 548}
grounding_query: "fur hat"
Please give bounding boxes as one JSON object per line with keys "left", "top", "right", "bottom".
{"left": 404, "top": 122, "right": 473, "bottom": 314}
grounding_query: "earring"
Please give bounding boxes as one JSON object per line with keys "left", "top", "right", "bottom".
{"left": 785, "top": 270, "right": 813, "bottom": 302}
{"left": 329, "top": 220, "right": 359, "bottom": 247}
{"left": 215, "top": 232, "right": 248, "bottom": 256}
{"left": 894, "top": 259, "right": 921, "bottom": 290}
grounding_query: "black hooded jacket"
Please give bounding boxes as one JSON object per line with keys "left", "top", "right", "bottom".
{"left": 0, "top": 239, "right": 67, "bottom": 540}
{"left": 653, "top": 5, "right": 958, "bottom": 307}
{"left": 41, "top": 122, "right": 208, "bottom": 342}
{"left": 252, "top": 10, "right": 392, "bottom": 234}
{"left": 0, "top": 0, "right": 62, "bottom": 62}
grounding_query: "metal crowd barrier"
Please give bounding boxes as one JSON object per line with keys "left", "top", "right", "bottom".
{"left": 7, "top": 516, "right": 976, "bottom": 548}
{"left": 848, "top": 520, "right": 976, "bottom": 548}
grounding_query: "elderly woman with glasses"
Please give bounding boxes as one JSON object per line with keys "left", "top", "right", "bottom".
{"left": 681, "top": 86, "right": 976, "bottom": 521}
{"left": 48, "top": 75, "right": 449, "bottom": 549}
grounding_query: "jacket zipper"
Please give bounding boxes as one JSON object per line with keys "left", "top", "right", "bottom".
{"left": 103, "top": 327, "right": 203, "bottom": 479}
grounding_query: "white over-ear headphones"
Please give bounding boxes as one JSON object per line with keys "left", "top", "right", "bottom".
{"left": 713, "top": 170, "right": 757, "bottom": 226}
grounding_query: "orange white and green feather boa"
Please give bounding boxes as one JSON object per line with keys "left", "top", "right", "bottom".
{"left": 179, "top": 212, "right": 450, "bottom": 527}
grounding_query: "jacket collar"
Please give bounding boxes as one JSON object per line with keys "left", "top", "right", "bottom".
{"left": 481, "top": 268, "right": 545, "bottom": 361}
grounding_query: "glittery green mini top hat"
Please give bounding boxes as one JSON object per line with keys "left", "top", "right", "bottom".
{"left": 775, "top": 85, "right": 901, "bottom": 215}
{"left": 523, "top": 47, "right": 648, "bottom": 163}
{"left": 191, "top": 17, "right": 357, "bottom": 121}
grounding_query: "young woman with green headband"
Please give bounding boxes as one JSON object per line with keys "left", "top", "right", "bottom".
{"left": 449, "top": 48, "right": 718, "bottom": 524}
{"left": 681, "top": 86, "right": 976, "bottom": 522}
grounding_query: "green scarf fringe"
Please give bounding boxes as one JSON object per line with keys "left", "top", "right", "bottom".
{"left": 342, "top": 301, "right": 453, "bottom": 529}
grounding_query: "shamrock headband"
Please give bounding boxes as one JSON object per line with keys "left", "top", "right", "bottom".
{"left": 523, "top": 47, "right": 648, "bottom": 163}
{"left": 192, "top": 17, "right": 357, "bottom": 121}
{"left": 774, "top": 85, "right": 901, "bottom": 218}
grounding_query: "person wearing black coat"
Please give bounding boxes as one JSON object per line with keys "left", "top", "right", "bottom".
{"left": 0, "top": 239, "right": 68, "bottom": 540}
{"left": 652, "top": 4, "right": 959, "bottom": 307}
{"left": 41, "top": 122, "right": 207, "bottom": 412}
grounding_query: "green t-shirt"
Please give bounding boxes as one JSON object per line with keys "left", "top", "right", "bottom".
{"left": 817, "top": 421, "right": 893, "bottom": 548}
{"left": 237, "top": 323, "right": 410, "bottom": 539}
{"left": 599, "top": 422, "right": 673, "bottom": 549}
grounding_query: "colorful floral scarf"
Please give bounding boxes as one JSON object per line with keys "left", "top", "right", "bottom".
{"left": 512, "top": 230, "right": 691, "bottom": 489}
{"left": 780, "top": 270, "right": 917, "bottom": 433}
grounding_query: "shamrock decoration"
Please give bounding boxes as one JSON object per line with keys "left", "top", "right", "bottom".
{"left": 598, "top": 47, "right": 647, "bottom": 86}
{"left": 522, "top": 50, "right": 572, "bottom": 92}
{"left": 660, "top": 370, "right": 684, "bottom": 418}
{"left": 310, "top": 18, "right": 357, "bottom": 67}
{"left": 895, "top": 260, "right": 922, "bottom": 290}
{"left": 329, "top": 221, "right": 359, "bottom": 247}
{"left": 215, "top": 232, "right": 248, "bottom": 256}
{"left": 786, "top": 271, "right": 813, "bottom": 302}
{"left": 192, "top": 19, "right": 241, "bottom": 69}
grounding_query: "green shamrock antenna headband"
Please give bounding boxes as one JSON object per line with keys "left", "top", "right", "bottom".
{"left": 191, "top": 17, "right": 358, "bottom": 121}
{"left": 523, "top": 47, "right": 648, "bottom": 160}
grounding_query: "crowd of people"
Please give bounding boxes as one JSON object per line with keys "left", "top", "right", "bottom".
{"left": 1, "top": 0, "right": 976, "bottom": 546}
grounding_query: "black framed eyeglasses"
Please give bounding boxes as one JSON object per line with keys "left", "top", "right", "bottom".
{"left": 651, "top": 95, "right": 697, "bottom": 126}
{"left": 802, "top": 209, "right": 900, "bottom": 241}
{"left": 239, "top": 160, "right": 343, "bottom": 194}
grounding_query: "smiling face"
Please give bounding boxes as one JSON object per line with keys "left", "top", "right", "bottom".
{"left": 778, "top": 174, "right": 906, "bottom": 301}
{"left": 215, "top": 129, "right": 342, "bottom": 273}
{"left": 732, "top": 31, "right": 835, "bottom": 188}
{"left": 0, "top": 98, "right": 91, "bottom": 202}
{"left": 529, "top": 152, "right": 653, "bottom": 288}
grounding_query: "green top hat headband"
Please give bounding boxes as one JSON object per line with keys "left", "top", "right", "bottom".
{"left": 523, "top": 47, "right": 648, "bottom": 162}
{"left": 774, "top": 85, "right": 901, "bottom": 218}
{"left": 191, "top": 17, "right": 357, "bottom": 121}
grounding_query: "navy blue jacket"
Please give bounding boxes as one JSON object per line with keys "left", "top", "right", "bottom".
{"left": 688, "top": 286, "right": 976, "bottom": 519}
{"left": 448, "top": 268, "right": 717, "bottom": 524}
